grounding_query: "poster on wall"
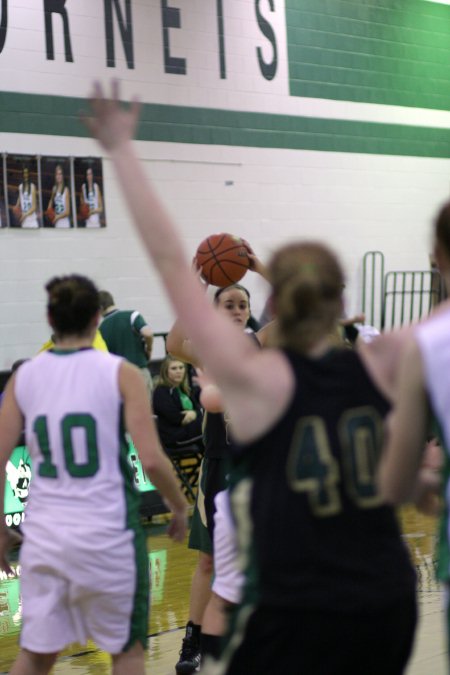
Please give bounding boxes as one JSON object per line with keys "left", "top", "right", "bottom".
{"left": 40, "top": 156, "right": 73, "bottom": 228}
{"left": 0, "top": 156, "right": 7, "bottom": 228}
{"left": 74, "top": 158, "right": 106, "bottom": 228}
{"left": 6, "top": 155, "right": 42, "bottom": 229}
{"left": 4, "top": 444, "right": 32, "bottom": 529}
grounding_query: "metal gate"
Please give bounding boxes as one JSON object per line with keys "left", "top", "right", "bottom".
{"left": 362, "top": 251, "right": 443, "bottom": 331}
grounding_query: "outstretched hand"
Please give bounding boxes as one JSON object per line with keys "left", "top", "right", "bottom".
{"left": 191, "top": 258, "right": 209, "bottom": 291}
{"left": 248, "top": 252, "right": 270, "bottom": 280}
{"left": 81, "top": 80, "right": 141, "bottom": 152}
{"left": 241, "top": 239, "right": 270, "bottom": 281}
{"left": 194, "top": 368, "right": 224, "bottom": 413}
{"left": 166, "top": 509, "right": 188, "bottom": 543}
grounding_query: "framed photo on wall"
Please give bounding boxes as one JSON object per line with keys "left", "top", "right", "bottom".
{"left": 74, "top": 157, "right": 106, "bottom": 228}
{"left": 0, "top": 155, "right": 7, "bottom": 228}
{"left": 6, "top": 155, "right": 42, "bottom": 229}
{"left": 41, "top": 156, "right": 73, "bottom": 228}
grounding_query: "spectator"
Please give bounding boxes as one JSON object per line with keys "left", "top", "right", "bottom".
{"left": 98, "top": 291, "right": 154, "bottom": 398}
{"left": 153, "top": 356, "right": 203, "bottom": 450}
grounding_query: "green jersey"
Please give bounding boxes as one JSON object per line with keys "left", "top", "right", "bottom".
{"left": 100, "top": 309, "right": 148, "bottom": 367}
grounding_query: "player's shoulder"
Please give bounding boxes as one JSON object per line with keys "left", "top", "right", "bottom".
{"left": 14, "top": 351, "right": 47, "bottom": 386}
{"left": 87, "top": 348, "right": 121, "bottom": 364}
{"left": 115, "top": 308, "right": 132, "bottom": 319}
{"left": 419, "top": 301, "right": 450, "bottom": 331}
{"left": 75, "top": 349, "right": 124, "bottom": 380}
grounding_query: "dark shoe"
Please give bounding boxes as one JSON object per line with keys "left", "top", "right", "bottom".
{"left": 175, "top": 621, "right": 201, "bottom": 674}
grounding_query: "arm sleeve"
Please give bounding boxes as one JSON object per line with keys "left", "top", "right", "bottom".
{"left": 130, "top": 311, "right": 147, "bottom": 333}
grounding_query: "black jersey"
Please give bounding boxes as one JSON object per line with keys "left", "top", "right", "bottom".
{"left": 204, "top": 331, "right": 261, "bottom": 460}
{"left": 230, "top": 348, "right": 415, "bottom": 612}
{"left": 203, "top": 411, "right": 230, "bottom": 459}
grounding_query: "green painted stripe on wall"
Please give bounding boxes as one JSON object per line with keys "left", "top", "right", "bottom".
{"left": 286, "top": 0, "right": 450, "bottom": 111}
{"left": 1, "top": 92, "right": 450, "bottom": 158}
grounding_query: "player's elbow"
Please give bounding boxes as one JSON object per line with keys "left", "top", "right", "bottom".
{"left": 141, "top": 450, "right": 167, "bottom": 478}
{"left": 141, "top": 458, "right": 159, "bottom": 479}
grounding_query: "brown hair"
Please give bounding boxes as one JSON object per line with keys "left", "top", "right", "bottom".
{"left": 435, "top": 201, "right": 450, "bottom": 257}
{"left": 46, "top": 274, "right": 99, "bottom": 337}
{"left": 269, "top": 242, "right": 344, "bottom": 352}
{"left": 157, "top": 356, "right": 191, "bottom": 395}
{"left": 213, "top": 284, "right": 251, "bottom": 305}
{"left": 99, "top": 290, "right": 114, "bottom": 310}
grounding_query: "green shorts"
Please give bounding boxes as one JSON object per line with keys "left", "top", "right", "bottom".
{"left": 188, "top": 457, "right": 228, "bottom": 555}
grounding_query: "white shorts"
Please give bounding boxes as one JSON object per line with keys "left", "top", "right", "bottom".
{"left": 19, "top": 519, "right": 149, "bottom": 654}
{"left": 55, "top": 216, "right": 71, "bottom": 228}
{"left": 212, "top": 490, "right": 244, "bottom": 605}
{"left": 86, "top": 214, "right": 101, "bottom": 228}
{"left": 21, "top": 214, "right": 39, "bottom": 228}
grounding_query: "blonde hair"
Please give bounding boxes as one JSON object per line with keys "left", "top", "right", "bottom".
{"left": 157, "top": 356, "right": 191, "bottom": 395}
{"left": 269, "top": 242, "right": 344, "bottom": 352}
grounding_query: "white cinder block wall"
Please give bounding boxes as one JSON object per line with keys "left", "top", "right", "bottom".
{"left": 0, "top": 0, "right": 449, "bottom": 367}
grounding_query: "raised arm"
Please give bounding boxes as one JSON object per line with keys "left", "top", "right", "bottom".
{"left": 83, "top": 83, "right": 294, "bottom": 442}
{"left": 166, "top": 320, "right": 201, "bottom": 368}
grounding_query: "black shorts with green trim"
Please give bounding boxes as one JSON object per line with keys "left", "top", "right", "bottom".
{"left": 188, "top": 457, "right": 228, "bottom": 555}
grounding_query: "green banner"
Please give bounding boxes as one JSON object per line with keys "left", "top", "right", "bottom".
{"left": 4, "top": 442, "right": 156, "bottom": 528}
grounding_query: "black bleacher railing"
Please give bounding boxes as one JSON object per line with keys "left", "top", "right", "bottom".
{"left": 163, "top": 442, "right": 204, "bottom": 502}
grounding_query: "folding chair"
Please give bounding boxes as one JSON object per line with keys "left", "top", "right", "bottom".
{"left": 164, "top": 438, "right": 204, "bottom": 502}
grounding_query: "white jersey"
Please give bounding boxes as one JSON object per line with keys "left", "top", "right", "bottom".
{"left": 82, "top": 182, "right": 101, "bottom": 227}
{"left": 416, "top": 307, "right": 450, "bottom": 454}
{"left": 19, "top": 183, "right": 39, "bottom": 228}
{"left": 54, "top": 187, "right": 70, "bottom": 228}
{"left": 416, "top": 306, "right": 450, "bottom": 582}
{"left": 15, "top": 348, "right": 140, "bottom": 534}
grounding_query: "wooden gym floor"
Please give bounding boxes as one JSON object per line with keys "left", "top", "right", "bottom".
{"left": 0, "top": 508, "right": 446, "bottom": 674}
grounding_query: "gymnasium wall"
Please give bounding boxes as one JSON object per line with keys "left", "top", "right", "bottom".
{"left": 0, "top": 0, "right": 449, "bottom": 367}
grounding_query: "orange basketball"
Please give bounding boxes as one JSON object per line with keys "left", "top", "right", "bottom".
{"left": 45, "top": 207, "right": 55, "bottom": 224}
{"left": 79, "top": 203, "right": 90, "bottom": 220}
{"left": 12, "top": 205, "right": 21, "bottom": 222}
{"left": 195, "top": 233, "right": 251, "bottom": 287}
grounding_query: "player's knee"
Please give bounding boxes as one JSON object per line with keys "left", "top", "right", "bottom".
{"left": 210, "top": 591, "right": 234, "bottom": 612}
{"left": 21, "top": 648, "right": 59, "bottom": 673}
{"left": 112, "top": 641, "right": 145, "bottom": 675}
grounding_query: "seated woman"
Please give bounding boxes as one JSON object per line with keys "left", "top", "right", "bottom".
{"left": 153, "top": 356, "right": 203, "bottom": 450}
